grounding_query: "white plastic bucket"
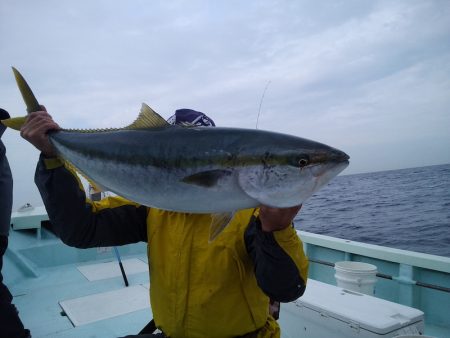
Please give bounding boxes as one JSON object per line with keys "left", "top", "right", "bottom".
{"left": 334, "top": 261, "right": 377, "bottom": 295}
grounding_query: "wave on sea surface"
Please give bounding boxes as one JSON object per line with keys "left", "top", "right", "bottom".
{"left": 295, "top": 163, "right": 450, "bottom": 258}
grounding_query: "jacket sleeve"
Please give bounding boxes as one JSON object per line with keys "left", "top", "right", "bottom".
{"left": 34, "top": 155, "right": 148, "bottom": 248}
{"left": 244, "top": 215, "right": 309, "bottom": 302}
{"left": 0, "top": 141, "right": 13, "bottom": 237}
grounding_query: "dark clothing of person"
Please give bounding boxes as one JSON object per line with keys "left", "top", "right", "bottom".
{"left": 0, "top": 111, "right": 31, "bottom": 338}
{"left": 0, "top": 237, "right": 31, "bottom": 338}
{"left": 0, "top": 121, "right": 13, "bottom": 236}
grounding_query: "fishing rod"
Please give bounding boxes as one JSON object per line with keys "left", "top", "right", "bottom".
{"left": 113, "top": 246, "right": 129, "bottom": 287}
{"left": 309, "top": 258, "right": 450, "bottom": 293}
{"left": 89, "top": 185, "right": 129, "bottom": 287}
{"left": 256, "top": 80, "right": 271, "bottom": 129}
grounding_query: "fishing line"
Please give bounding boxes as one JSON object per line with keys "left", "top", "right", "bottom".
{"left": 256, "top": 80, "right": 271, "bottom": 129}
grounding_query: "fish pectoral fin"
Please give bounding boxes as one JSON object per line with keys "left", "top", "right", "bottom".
{"left": 209, "top": 212, "right": 234, "bottom": 242}
{"left": 125, "top": 103, "right": 169, "bottom": 129}
{"left": 181, "top": 169, "right": 232, "bottom": 188}
{"left": 1, "top": 116, "right": 27, "bottom": 131}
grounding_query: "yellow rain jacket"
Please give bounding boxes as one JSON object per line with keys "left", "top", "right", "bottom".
{"left": 36, "top": 156, "right": 309, "bottom": 338}
{"left": 147, "top": 208, "right": 308, "bottom": 337}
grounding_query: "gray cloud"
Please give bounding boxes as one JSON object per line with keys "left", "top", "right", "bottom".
{"left": 1, "top": 0, "right": 449, "bottom": 209}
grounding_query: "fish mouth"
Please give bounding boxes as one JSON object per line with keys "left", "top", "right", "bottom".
{"left": 309, "top": 148, "right": 349, "bottom": 168}
{"left": 310, "top": 160, "right": 348, "bottom": 178}
{"left": 308, "top": 149, "right": 350, "bottom": 178}
{"left": 330, "top": 149, "right": 350, "bottom": 163}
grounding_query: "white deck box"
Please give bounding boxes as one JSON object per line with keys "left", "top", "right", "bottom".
{"left": 279, "top": 279, "right": 424, "bottom": 338}
{"left": 11, "top": 205, "right": 48, "bottom": 239}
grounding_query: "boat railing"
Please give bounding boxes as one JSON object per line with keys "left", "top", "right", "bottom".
{"left": 297, "top": 230, "right": 450, "bottom": 335}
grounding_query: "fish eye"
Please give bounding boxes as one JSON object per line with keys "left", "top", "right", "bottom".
{"left": 298, "top": 158, "right": 309, "bottom": 168}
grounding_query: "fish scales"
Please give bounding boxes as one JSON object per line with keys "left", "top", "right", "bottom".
{"left": 50, "top": 126, "right": 349, "bottom": 213}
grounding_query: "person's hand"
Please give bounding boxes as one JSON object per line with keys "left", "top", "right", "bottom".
{"left": 20, "top": 107, "right": 60, "bottom": 157}
{"left": 259, "top": 205, "right": 302, "bottom": 232}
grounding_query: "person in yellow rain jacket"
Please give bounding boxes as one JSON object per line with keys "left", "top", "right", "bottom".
{"left": 21, "top": 107, "right": 309, "bottom": 338}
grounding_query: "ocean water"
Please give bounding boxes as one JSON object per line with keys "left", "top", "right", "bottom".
{"left": 294, "top": 163, "right": 450, "bottom": 258}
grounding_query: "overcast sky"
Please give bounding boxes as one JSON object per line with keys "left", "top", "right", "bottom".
{"left": 1, "top": 0, "right": 449, "bottom": 210}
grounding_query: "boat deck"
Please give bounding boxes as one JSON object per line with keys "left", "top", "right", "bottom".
{"left": 5, "top": 228, "right": 151, "bottom": 337}
{"left": 4, "top": 222, "right": 450, "bottom": 337}
{"left": 300, "top": 230, "right": 450, "bottom": 338}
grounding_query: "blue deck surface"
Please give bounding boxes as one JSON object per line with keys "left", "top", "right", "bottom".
{"left": 4, "top": 228, "right": 151, "bottom": 337}
{"left": 4, "top": 226, "right": 450, "bottom": 337}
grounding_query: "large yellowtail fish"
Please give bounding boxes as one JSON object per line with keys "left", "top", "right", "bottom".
{"left": 2, "top": 68, "right": 349, "bottom": 238}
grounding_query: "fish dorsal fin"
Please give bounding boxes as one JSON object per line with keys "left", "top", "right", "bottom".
{"left": 62, "top": 127, "right": 122, "bottom": 133}
{"left": 126, "top": 103, "right": 169, "bottom": 130}
{"left": 64, "top": 104, "right": 169, "bottom": 133}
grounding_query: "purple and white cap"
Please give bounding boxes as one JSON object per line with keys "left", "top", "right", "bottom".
{"left": 167, "top": 109, "right": 215, "bottom": 127}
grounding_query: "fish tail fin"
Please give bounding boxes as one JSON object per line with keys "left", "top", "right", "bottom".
{"left": 1, "top": 67, "right": 43, "bottom": 131}
{"left": 12, "top": 67, "right": 41, "bottom": 114}
{"left": 1, "top": 67, "right": 42, "bottom": 131}
{"left": 1, "top": 116, "right": 27, "bottom": 131}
